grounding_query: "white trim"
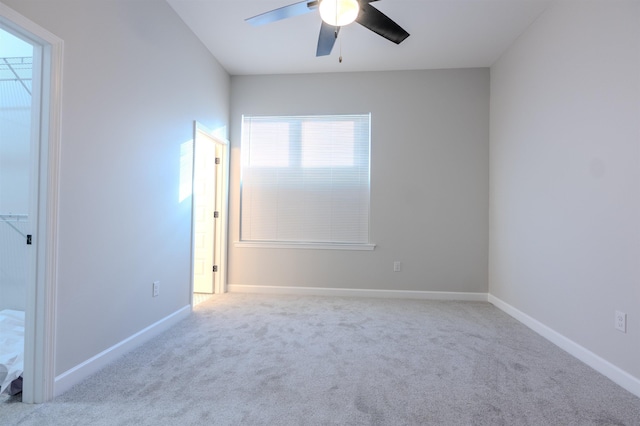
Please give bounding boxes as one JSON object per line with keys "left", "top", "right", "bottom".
{"left": 234, "top": 242, "right": 376, "bottom": 251}
{"left": 488, "top": 294, "right": 640, "bottom": 399}
{"left": 0, "top": 2, "right": 63, "bottom": 404}
{"left": 38, "top": 24, "right": 63, "bottom": 405}
{"left": 228, "top": 284, "right": 488, "bottom": 301}
{"left": 219, "top": 137, "right": 231, "bottom": 293}
{"left": 54, "top": 305, "right": 191, "bottom": 397}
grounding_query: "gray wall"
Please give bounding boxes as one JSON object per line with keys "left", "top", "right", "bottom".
{"left": 3, "top": 0, "right": 230, "bottom": 375}
{"left": 229, "top": 69, "right": 489, "bottom": 293}
{"left": 490, "top": 0, "right": 640, "bottom": 379}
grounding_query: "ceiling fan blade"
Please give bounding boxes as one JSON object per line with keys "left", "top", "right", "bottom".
{"left": 246, "top": 0, "right": 319, "bottom": 26}
{"left": 316, "top": 22, "right": 339, "bottom": 56}
{"left": 356, "top": 1, "right": 409, "bottom": 44}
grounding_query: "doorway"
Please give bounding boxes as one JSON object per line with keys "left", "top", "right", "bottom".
{"left": 0, "top": 3, "right": 63, "bottom": 403}
{"left": 191, "top": 122, "right": 228, "bottom": 305}
{"left": 0, "top": 25, "right": 33, "bottom": 400}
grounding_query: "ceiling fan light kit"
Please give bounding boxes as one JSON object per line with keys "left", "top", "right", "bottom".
{"left": 319, "top": 0, "right": 359, "bottom": 27}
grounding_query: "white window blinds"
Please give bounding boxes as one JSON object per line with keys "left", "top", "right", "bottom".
{"left": 241, "top": 114, "right": 371, "bottom": 246}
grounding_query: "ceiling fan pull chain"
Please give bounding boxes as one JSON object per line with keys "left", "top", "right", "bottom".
{"left": 339, "top": 34, "right": 343, "bottom": 63}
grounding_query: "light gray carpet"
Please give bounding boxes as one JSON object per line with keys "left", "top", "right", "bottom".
{"left": 2, "top": 293, "right": 640, "bottom": 425}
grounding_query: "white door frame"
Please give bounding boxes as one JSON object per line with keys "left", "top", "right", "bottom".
{"left": 0, "top": 2, "right": 63, "bottom": 403}
{"left": 190, "top": 121, "right": 229, "bottom": 301}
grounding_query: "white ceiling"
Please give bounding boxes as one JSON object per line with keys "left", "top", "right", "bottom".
{"left": 166, "top": 0, "right": 551, "bottom": 75}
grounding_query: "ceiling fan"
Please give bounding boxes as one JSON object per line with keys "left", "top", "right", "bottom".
{"left": 246, "top": 0, "right": 410, "bottom": 57}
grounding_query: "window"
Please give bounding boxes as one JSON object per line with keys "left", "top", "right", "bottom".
{"left": 240, "top": 114, "right": 372, "bottom": 249}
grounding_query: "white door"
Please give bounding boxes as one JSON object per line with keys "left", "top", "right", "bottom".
{"left": 192, "top": 129, "right": 217, "bottom": 293}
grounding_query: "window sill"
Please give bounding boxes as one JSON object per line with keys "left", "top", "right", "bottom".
{"left": 234, "top": 241, "right": 376, "bottom": 251}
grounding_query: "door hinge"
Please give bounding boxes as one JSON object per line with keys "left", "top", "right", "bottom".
{"left": 215, "top": 157, "right": 220, "bottom": 165}
{"left": 26, "top": 234, "right": 32, "bottom": 245}
{"left": 213, "top": 265, "right": 218, "bottom": 272}
{"left": 214, "top": 211, "right": 219, "bottom": 219}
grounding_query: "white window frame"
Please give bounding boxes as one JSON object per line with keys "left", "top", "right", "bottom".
{"left": 237, "top": 114, "right": 374, "bottom": 251}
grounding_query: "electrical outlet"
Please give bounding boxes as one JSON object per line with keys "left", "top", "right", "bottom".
{"left": 393, "top": 261, "right": 401, "bottom": 272}
{"left": 615, "top": 311, "right": 626, "bottom": 333}
{"left": 153, "top": 281, "right": 160, "bottom": 297}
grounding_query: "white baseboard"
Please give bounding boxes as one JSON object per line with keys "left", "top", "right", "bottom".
{"left": 54, "top": 305, "right": 191, "bottom": 397}
{"left": 488, "top": 294, "right": 640, "bottom": 399}
{"left": 228, "top": 284, "right": 488, "bottom": 302}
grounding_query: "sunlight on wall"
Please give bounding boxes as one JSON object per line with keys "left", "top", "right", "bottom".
{"left": 179, "top": 140, "right": 193, "bottom": 203}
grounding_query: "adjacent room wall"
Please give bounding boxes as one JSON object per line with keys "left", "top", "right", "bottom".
{"left": 2, "top": 0, "right": 230, "bottom": 376}
{"left": 490, "top": 0, "right": 640, "bottom": 383}
{"left": 0, "top": 47, "right": 30, "bottom": 311}
{"left": 229, "top": 69, "right": 489, "bottom": 295}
